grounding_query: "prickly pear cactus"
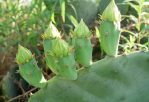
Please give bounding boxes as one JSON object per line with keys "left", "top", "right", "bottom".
{"left": 28, "top": 52, "right": 149, "bottom": 102}
{"left": 15, "top": 1, "right": 149, "bottom": 102}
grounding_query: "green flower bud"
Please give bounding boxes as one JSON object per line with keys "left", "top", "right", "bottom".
{"left": 51, "top": 38, "right": 70, "bottom": 57}
{"left": 73, "top": 38, "right": 92, "bottom": 66}
{"left": 102, "top": 0, "right": 121, "bottom": 22}
{"left": 42, "top": 22, "right": 60, "bottom": 39}
{"left": 57, "top": 54, "right": 77, "bottom": 80}
{"left": 16, "top": 45, "right": 47, "bottom": 88}
{"left": 44, "top": 38, "right": 77, "bottom": 80}
{"left": 16, "top": 45, "right": 32, "bottom": 64}
{"left": 99, "top": 20, "right": 120, "bottom": 56}
{"left": 19, "top": 58, "right": 47, "bottom": 88}
{"left": 74, "top": 19, "right": 91, "bottom": 38}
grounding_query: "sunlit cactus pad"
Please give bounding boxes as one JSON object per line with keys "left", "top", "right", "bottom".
{"left": 29, "top": 52, "right": 149, "bottom": 102}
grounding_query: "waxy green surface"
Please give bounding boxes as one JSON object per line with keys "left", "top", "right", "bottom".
{"left": 29, "top": 52, "right": 149, "bottom": 102}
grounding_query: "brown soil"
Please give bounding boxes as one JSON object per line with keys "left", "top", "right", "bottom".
{"left": 0, "top": 49, "right": 17, "bottom": 78}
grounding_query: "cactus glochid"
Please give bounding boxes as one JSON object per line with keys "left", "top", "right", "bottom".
{"left": 98, "top": 0, "right": 121, "bottom": 57}
{"left": 73, "top": 19, "right": 92, "bottom": 66}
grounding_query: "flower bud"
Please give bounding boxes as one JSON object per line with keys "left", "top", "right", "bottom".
{"left": 16, "top": 45, "right": 32, "bottom": 64}
{"left": 42, "top": 22, "right": 60, "bottom": 39}
{"left": 74, "top": 19, "right": 91, "bottom": 38}
{"left": 51, "top": 38, "right": 70, "bottom": 57}
{"left": 99, "top": 20, "right": 120, "bottom": 56}
{"left": 102, "top": 0, "right": 121, "bottom": 22}
{"left": 74, "top": 38, "right": 92, "bottom": 66}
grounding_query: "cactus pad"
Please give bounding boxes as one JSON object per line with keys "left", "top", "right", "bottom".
{"left": 29, "top": 52, "right": 149, "bottom": 102}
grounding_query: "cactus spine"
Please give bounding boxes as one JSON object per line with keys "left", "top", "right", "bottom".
{"left": 43, "top": 22, "right": 77, "bottom": 80}
{"left": 99, "top": 0, "right": 121, "bottom": 57}
{"left": 16, "top": 45, "right": 47, "bottom": 88}
{"left": 73, "top": 19, "right": 92, "bottom": 66}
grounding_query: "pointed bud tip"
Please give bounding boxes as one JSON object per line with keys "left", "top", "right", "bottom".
{"left": 51, "top": 38, "right": 70, "bottom": 57}
{"left": 43, "top": 22, "right": 61, "bottom": 39}
{"left": 16, "top": 45, "right": 32, "bottom": 64}
{"left": 102, "top": 0, "right": 121, "bottom": 22}
{"left": 74, "top": 19, "right": 91, "bottom": 38}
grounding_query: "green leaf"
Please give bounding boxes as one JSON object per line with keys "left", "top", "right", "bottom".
{"left": 129, "top": 15, "right": 138, "bottom": 23}
{"left": 50, "top": 9, "right": 55, "bottom": 23}
{"left": 49, "top": 1, "right": 58, "bottom": 23}
{"left": 29, "top": 52, "right": 149, "bottom": 102}
{"left": 121, "top": 29, "right": 137, "bottom": 37}
{"left": 95, "top": 26, "right": 100, "bottom": 38}
{"left": 68, "top": 14, "right": 78, "bottom": 27}
{"left": 60, "top": 0, "right": 65, "bottom": 22}
{"left": 127, "top": 2, "right": 140, "bottom": 13}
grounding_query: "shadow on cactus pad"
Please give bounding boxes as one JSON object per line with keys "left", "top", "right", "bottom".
{"left": 29, "top": 52, "right": 149, "bottom": 102}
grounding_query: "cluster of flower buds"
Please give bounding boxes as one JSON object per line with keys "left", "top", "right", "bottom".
{"left": 16, "top": 19, "right": 93, "bottom": 84}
